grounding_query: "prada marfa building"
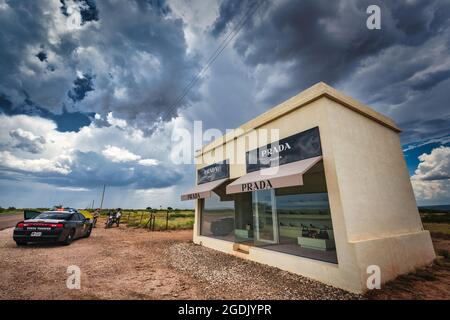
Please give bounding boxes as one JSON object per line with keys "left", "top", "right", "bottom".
{"left": 181, "top": 82, "right": 435, "bottom": 293}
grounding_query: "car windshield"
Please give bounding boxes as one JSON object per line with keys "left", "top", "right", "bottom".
{"left": 34, "top": 212, "right": 72, "bottom": 220}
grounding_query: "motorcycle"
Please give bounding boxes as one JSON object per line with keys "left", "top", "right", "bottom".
{"left": 105, "top": 213, "right": 119, "bottom": 229}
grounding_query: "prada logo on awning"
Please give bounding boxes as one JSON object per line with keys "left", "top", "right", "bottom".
{"left": 260, "top": 142, "right": 292, "bottom": 158}
{"left": 187, "top": 193, "right": 201, "bottom": 200}
{"left": 241, "top": 180, "right": 273, "bottom": 192}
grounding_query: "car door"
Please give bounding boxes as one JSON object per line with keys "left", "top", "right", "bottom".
{"left": 24, "top": 210, "right": 41, "bottom": 220}
{"left": 71, "top": 213, "right": 84, "bottom": 238}
{"left": 76, "top": 213, "right": 90, "bottom": 237}
{"left": 67, "top": 214, "right": 79, "bottom": 238}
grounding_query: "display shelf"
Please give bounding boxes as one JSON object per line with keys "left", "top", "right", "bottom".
{"left": 279, "top": 226, "right": 301, "bottom": 238}
{"left": 279, "top": 226, "right": 334, "bottom": 241}
{"left": 277, "top": 214, "right": 331, "bottom": 220}
{"left": 235, "top": 229, "right": 254, "bottom": 239}
{"left": 297, "top": 237, "right": 336, "bottom": 251}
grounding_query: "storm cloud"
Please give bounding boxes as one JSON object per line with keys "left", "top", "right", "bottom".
{"left": 9, "top": 128, "right": 46, "bottom": 154}
{"left": 32, "top": 150, "right": 182, "bottom": 189}
{"left": 0, "top": 0, "right": 198, "bottom": 132}
{"left": 0, "top": 0, "right": 449, "bottom": 207}
{"left": 211, "top": 0, "right": 450, "bottom": 141}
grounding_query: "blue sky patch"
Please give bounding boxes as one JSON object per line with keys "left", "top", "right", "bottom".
{"left": 0, "top": 95, "right": 93, "bottom": 132}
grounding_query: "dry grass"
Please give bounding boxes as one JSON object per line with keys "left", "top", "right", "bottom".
{"left": 122, "top": 210, "right": 194, "bottom": 230}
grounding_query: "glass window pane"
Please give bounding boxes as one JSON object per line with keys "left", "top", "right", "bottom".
{"left": 248, "top": 162, "right": 338, "bottom": 264}
{"left": 234, "top": 192, "right": 254, "bottom": 242}
{"left": 275, "top": 191, "right": 337, "bottom": 263}
{"left": 253, "top": 189, "right": 278, "bottom": 244}
{"left": 201, "top": 192, "right": 234, "bottom": 241}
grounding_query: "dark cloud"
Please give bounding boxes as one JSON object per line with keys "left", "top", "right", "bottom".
{"left": 422, "top": 174, "right": 450, "bottom": 181}
{"left": 65, "top": 150, "right": 181, "bottom": 189}
{"left": 0, "top": 0, "right": 198, "bottom": 133}
{"left": 0, "top": 150, "right": 183, "bottom": 190}
{"left": 400, "top": 117, "right": 450, "bottom": 145}
{"left": 218, "top": 0, "right": 448, "bottom": 67}
{"left": 68, "top": 73, "right": 94, "bottom": 102}
{"left": 1, "top": 0, "right": 450, "bottom": 206}
{"left": 0, "top": 95, "right": 13, "bottom": 110}
{"left": 36, "top": 51, "right": 48, "bottom": 62}
{"left": 60, "top": 0, "right": 99, "bottom": 24}
{"left": 238, "top": 1, "right": 445, "bottom": 86}
{"left": 210, "top": 0, "right": 258, "bottom": 37}
{"left": 9, "top": 129, "right": 46, "bottom": 154}
{"left": 410, "top": 69, "right": 450, "bottom": 91}
{"left": 211, "top": 0, "right": 450, "bottom": 142}
{"left": 137, "top": 0, "right": 171, "bottom": 16}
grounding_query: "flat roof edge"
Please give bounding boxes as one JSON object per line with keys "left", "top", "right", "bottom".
{"left": 197, "top": 82, "right": 401, "bottom": 157}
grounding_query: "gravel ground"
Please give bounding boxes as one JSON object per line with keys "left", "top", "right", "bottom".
{"left": 4, "top": 222, "right": 445, "bottom": 300}
{"left": 6, "top": 223, "right": 450, "bottom": 300}
{"left": 166, "top": 242, "right": 361, "bottom": 300}
{"left": 0, "top": 223, "right": 359, "bottom": 300}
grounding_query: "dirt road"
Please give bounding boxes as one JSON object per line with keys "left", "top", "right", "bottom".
{"left": 0, "top": 224, "right": 356, "bottom": 300}
{"left": 0, "top": 223, "right": 448, "bottom": 300}
{"left": 0, "top": 226, "right": 201, "bottom": 299}
{"left": 0, "top": 214, "right": 22, "bottom": 231}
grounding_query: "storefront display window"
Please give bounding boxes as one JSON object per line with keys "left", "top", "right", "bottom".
{"left": 271, "top": 190, "right": 337, "bottom": 263}
{"left": 201, "top": 192, "right": 235, "bottom": 241}
{"left": 234, "top": 193, "right": 253, "bottom": 242}
{"left": 252, "top": 189, "right": 278, "bottom": 244}
{"left": 200, "top": 161, "right": 337, "bottom": 263}
{"left": 250, "top": 162, "right": 337, "bottom": 263}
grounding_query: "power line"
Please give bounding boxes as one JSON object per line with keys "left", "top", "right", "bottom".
{"left": 162, "top": 0, "right": 265, "bottom": 121}
{"left": 165, "top": 1, "right": 263, "bottom": 117}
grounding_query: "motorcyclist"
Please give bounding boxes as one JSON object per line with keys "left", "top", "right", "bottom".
{"left": 105, "top": 210, "right": 115, "bottom": 228}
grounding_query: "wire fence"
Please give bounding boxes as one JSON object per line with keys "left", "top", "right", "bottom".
{"left": 121, "top": 210, "right": 194, "bottom": 231}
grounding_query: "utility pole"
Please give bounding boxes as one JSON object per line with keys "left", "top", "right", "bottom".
{"left": 100, "top": 185, "right": 106, "bottom": 209}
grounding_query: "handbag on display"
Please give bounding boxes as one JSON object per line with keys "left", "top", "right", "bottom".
{"left": 318, "top": 229, "right": 330, "bottom": 239}
{"left": 301, "top": 223, "right": 310, "bottom": 237}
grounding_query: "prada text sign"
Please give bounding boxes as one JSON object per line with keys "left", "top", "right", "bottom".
{"left": 246, "top": 127, "right": 322, "bottom": 173}
{"left": 197, "top": 161, "right": 229, "bottom": 184}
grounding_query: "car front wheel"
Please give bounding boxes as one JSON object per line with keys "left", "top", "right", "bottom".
{"left": 15, "top": 241, "right": 27, "bottom": 246}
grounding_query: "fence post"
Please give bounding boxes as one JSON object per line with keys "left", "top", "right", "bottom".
{"left": 145, "top": 213, "right": 150, "bottom": 229}
{"left": 139, "top": 212, "right": 144, "bottom": 225}
{"left": 127, "top": 212, "right": 131, "bottom": 223}
{"left": 166, "top": 211, "right": 169, "bottom": 230}
{"left": 147, "top": 212, "right": 153, "bottom": 230}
